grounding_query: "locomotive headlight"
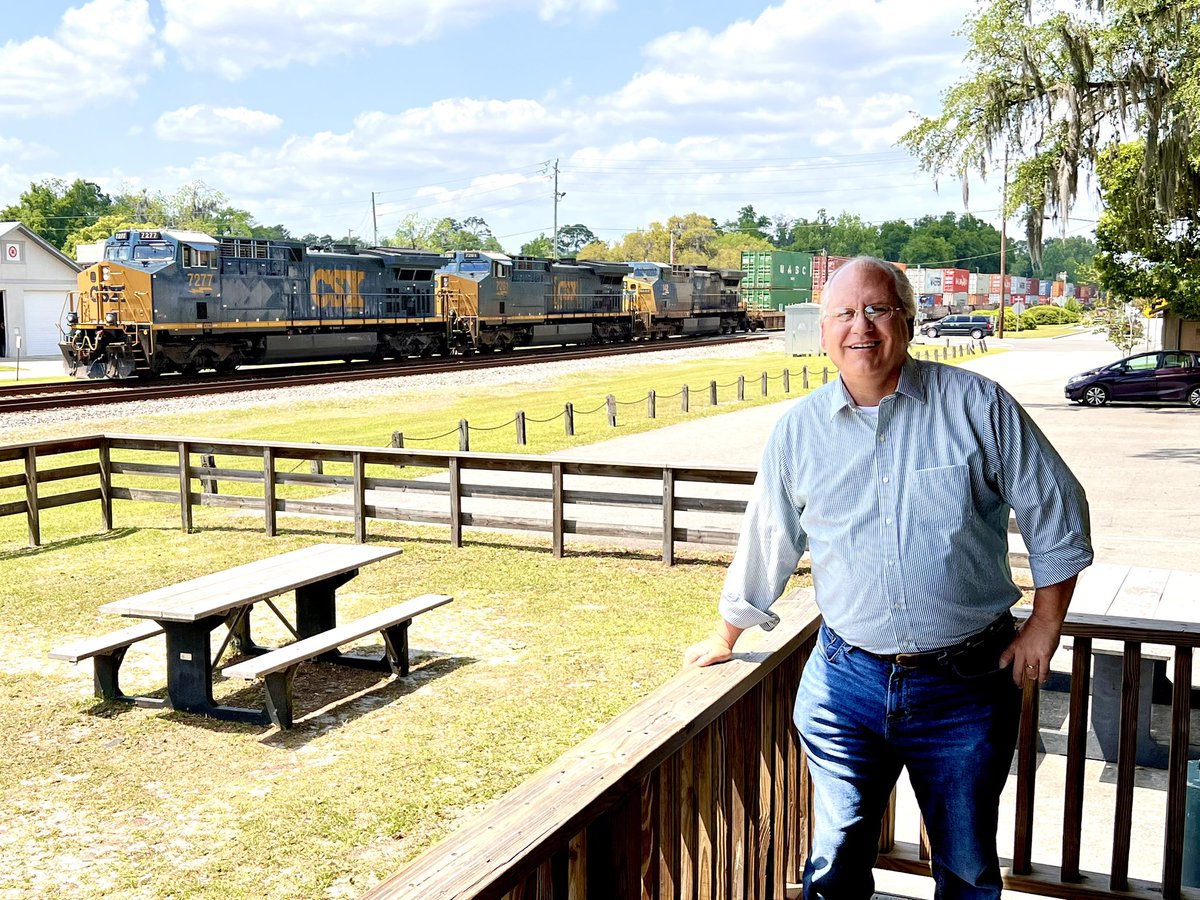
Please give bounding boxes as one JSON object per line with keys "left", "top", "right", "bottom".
{"left": 66, "top": 312, "right": 79, "bottom": 326}
{"left": 104, "top": 311, "right": 119, "bottom": 326}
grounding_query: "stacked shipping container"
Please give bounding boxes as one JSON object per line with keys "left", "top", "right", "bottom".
{"left": 740, "top": 250, "right": 814, "bottom": 311}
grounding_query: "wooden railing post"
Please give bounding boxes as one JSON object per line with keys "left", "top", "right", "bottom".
{"left": 647, "top": 390, "right": 656, "bottom": 419}
{"left": 515, "top": 411, "right": 527, "bottom": 446}
{"left": 353, "top": 451, "right": 367, "bottom": 543}
{"left": 710, "top": 380, "right": 718, "bottom": 406}
{"left": 737, "top": 375, "right": 745, "bottom": 401}
{"left": 802, "top": 366, "right": 809, "bottom": 389}
{"left": 98, "top": 440, "right": 112, "bottom": 531}
{"left": 822, "top": 367, "right": 829, "bottom": 385}
{"left": 762, "top": 371, "right": 768, "bottom": 396}
{"left": 682, "top": 385, "right": 690, "bottom": 412}
{"left": 23, "top": 446, "right": 40, "bottom": 547}
{"left": 662, "top": 466, "right": 675, "bottom": 566}
{"left": 607, "top": 394, "right": 617, "bottom": 427}
{"left": 449, "top": 457, "right": 462, "bottom": 548}
{"left": 565, "top": 402, "right": 574, "bottom": 436}
{"left": 551, "top": 462, "right": 564, "bottom": 559}
{"left": 177, "top": 441, "right": 193, "bottom": 533}
{"left": 262, "top": 447, "right": 277, "bottom": 537}
{"left": 458, "top": 419, "right": 470, "bottom": 452}
{"left": 783, "top": 368, "right": 790, "bottom": 393}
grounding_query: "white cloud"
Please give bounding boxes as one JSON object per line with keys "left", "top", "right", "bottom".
{"left": 159, "top": 0, "right": 613, "bottom": 80}
{"left": 0, "top": 0, "right": 160, "bottom": 116}
{"left": 154, "top": 106, "right": 284, "bottom": 144}
{"left": 0, "top": 136, "right": 54, "bottom": 162}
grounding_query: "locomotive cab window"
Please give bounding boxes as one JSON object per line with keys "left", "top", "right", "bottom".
{"left": 183, "top": 246, "right": 216, "bottom": 268}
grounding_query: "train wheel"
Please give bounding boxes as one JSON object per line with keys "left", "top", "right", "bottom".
{"left": 215, "top": 359, "right": 238, "bottom": 375}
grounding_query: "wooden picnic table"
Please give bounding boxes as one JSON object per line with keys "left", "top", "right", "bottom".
{"left": 99, "top": 543, "right": 403, "bottom": 724}
{"left": 1055, "top": 562, "right": 1200, "bottom": 767}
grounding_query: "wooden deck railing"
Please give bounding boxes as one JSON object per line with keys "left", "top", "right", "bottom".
{"left": 0, "top": 433, "right": 754, "bottom": 563}
{"left": 363, "top": 593, "right": 1200, "bottom": 900}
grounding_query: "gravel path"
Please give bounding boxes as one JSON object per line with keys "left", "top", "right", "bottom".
{"left": 0, "top": 337, "right": 785, "bottom": 440}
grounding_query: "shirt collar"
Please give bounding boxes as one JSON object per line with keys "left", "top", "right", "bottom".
{"left": 825, "top": 355, "right": 926, "bottom": 419}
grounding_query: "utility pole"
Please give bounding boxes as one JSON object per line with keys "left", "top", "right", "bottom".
{"left": 997, "top": 147, "right": 1008, "bottom": 340}
{"left": 371, "top": 192, "right": 378, "bottom": 247}
{"left": 552, "top": 159, "right": 565, "bottom": 260}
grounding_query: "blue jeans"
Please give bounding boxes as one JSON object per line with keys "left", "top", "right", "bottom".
{"left": 794, "top": 623, "right": 1021, "bottom": 900}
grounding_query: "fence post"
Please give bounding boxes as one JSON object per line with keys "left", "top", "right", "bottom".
{"left": 23, "top": 447, "right": 40, "bottom": 547}
{"left": 822, "top": 366, "right": 829, "bottom": 385}
{"left": 551, "top": 461, "right": 564, "bottom": 559}
{"left": 783, "top": 368, "right": 790, "bottom": 393}
{"left": 607, "top": 394, "right": 617, "bottom": 427}
{"left": 709, "top": 380, "right": 718, "bottom": 406}
{"left": 516, "top": 411, "right": 527, "bottom": 446}
{"left": 459, "top": 419, "right": 470, "bottom": 452}
{"left": 803, "top": 366, "right": 809, "bottom": 389}
{"left": 761, "top": 371, "right": 768, "bottom": 396}
{"left": 737, "top": 375, "right": 745, "bottom": 401}
{"left": 647, "top": 390, "right": 656, "bottom": 419}
{"left": 353, "top": 451, "right": 367, "bottom": 543}
{"left": 565, "top": 402, "right": 575, "bottom": 436}
{"left": 263, "top": 447, "right": 277, "bottom": 537}
{"left": 662, "top": 465, "right": 676, "bottom": 566}
{"left": 310, "top": 457, "right": 323, "bottom": 476}
{"left": 199, "top": 452, "right": 218, "bottom": 495}
{"left": 98, "top": 440, "right": 113, "bottom": 532}
{"left": 449, "top": 457, "right": 462, "bottom": 548}
{"left": 682, "top": 385, "right": 689, "bottom": 412}
{"left": 178, "top": 441, "right": 193, "bottom": 534}
{"left": 391, "top": 431, "right": 405, "bottom": 469}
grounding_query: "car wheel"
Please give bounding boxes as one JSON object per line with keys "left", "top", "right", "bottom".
{"left": 1083, "top": 385, "right": 1110, "bottom": 407}
{"left": 970, "top": 328, "right": 984, "bottom": 340}
{"left": 1188, "top": 386, "right": 1200, "bottom": 408}
{"left": 925, "top": 327, "right": 939, "bottom": 338}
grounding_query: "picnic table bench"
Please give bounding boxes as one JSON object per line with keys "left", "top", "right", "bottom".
{"left": 52, "top": 543, "right": 450, "bottom": 728}
{"left": 1046, "top": 562, "right": 1200, "bottom": 767}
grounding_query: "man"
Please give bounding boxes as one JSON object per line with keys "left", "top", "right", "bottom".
{"left": 685, "top": 257, "right": 1092, "bottom": 899}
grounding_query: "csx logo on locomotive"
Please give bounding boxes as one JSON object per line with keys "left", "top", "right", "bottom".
{"left": 310, "top": 268, "right": 366, "bottom": 313}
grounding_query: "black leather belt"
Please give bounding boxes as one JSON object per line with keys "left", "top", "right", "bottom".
{"left": 861, "top": 612, "right": 1015, "bottom": 669}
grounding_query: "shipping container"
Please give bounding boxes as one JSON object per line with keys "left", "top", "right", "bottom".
{"left": 740, "top": 250, "right": 814, "bottom": 291}
{"left": 942, "top": 268, "right": 970, "bottom": 293}
{"left": 1065, "top": 283, "right": 1076, "bottom": 297}
{"left": 1051, "top": 281, "right": 1065, "bottom": 297}
{"left": 1039, "top": 281, "right": 1052, "bottom": 297}
{"left": 811, "top": 254, "right": 853, "bottom": 290}
{"left": 968, "top": 273, "right": 984, "bottom": 295}
{"left": 1010, "top": 275, "right": 1028, "bottom": 294}
{"left": 906, "top": 269, "right": 927, "bottom": 294}
{"left": 1027, "top": 278, "right": 1040, "bottom": 296}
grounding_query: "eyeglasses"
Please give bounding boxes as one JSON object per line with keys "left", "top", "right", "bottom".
{"left": 825, "top": 304, "right": 901, "bottom": 324}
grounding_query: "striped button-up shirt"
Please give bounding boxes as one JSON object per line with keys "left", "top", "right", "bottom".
{"left": 719, "top": 356, "right": 1093, "bottom": 654}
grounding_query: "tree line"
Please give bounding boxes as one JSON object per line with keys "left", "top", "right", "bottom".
{"left": 3, "top": 179, "right": 1098, "bottom": 284}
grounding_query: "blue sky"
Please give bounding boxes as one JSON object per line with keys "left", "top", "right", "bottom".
{"left": 0, "top": 0, "right": 1095, "bottom": 251}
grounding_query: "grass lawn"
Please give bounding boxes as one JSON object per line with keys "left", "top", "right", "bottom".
{"left": 0, "top": 341, "right": 994, "bottom": 898}
{"left": 1001, "top": 324, "right": 1086, "bottom": 340}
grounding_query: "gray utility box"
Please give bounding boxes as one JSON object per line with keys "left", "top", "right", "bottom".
{"left": 785, "top": 304, "right": 822, "bottom": 356}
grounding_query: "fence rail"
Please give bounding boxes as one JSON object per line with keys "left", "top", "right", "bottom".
{"left": 0, "top": 433, "right": 756, "bottom": 564}
{"left": 362, "top": 592, "right": 1200, "bottom": 900}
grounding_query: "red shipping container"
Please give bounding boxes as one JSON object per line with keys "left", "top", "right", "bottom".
{"left": 811, "top": 255, "right": 853, "bottom": 290}
{"left": 988, "top": 274, "right": 1012, "bottom": 294}
{"left": 942, "top": 268, "right": 970, "bottom": 292}
{"left": 1027, "top": 278, "right": 1040, "bottom": 296}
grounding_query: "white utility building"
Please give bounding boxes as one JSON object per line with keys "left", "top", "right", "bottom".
{"left": 0, "top": 222, "right": 80, "bottom": 358}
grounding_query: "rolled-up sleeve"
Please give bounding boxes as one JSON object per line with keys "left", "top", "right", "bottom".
{"left": 718, "top": 425, "right": 808, "bottom": 630}
{"left": 992, "top": 386, "right": 1093, "bottom": 587}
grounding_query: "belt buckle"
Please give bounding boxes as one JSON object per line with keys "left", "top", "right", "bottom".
{"left": 893, "top": 652, "right": 923, "bottom": 668}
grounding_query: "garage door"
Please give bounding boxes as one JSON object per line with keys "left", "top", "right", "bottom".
{"left": 21, "top": 291, "right": 69, "bottom": 356}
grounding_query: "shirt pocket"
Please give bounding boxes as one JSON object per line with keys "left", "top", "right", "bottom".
{"left": 909, "top": 464, "right": 974, "bottom": 529}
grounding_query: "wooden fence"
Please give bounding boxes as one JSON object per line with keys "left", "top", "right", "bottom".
{"left": 0, "top": 434, "right": 755, "bottom": 564}
{"left": 362, "top": 591, "right": 1200, "bottom": 900}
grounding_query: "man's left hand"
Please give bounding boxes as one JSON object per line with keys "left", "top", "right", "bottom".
{"left": 999, "top": 612, "right": 1063, "bottom": 688}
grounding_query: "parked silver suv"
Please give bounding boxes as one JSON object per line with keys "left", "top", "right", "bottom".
{"left": 922, "top": 315, "right": 994, "bottom": 340}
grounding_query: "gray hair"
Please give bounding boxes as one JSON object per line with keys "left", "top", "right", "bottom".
{"left": 821, "top": 256, "right": 916, "bottom": 322}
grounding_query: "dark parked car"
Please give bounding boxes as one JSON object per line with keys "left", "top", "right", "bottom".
{"left": 922, "top": 315, "right": 994, "bottom": 340}
{"left": 1064, "top": 350, "right": 1200, "bottom": 407}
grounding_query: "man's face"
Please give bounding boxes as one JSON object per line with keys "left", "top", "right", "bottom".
{"left": 819, "top": 264, "right": 911, "bottom": 391}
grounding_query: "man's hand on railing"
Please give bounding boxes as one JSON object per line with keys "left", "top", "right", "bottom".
{"left": 999, "top": 576, "right": 1076, "bottom": 687}
{"left": 683, "top": 621, "right": 744, "bottom": 667}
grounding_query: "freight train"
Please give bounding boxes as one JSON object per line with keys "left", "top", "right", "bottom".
{"left": 60, "top": 229, "right": 762, "bottom": 379}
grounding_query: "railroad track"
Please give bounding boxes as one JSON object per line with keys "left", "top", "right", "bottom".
{"left": 0, "top": 334, "right": 768, "bottom": 414}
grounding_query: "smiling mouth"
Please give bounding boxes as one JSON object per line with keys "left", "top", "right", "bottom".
{"left": 848, "top": 341, "right": 882, "bottom": 350}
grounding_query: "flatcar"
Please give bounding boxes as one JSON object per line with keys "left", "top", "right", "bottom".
{"left": 624, "top": 262, "right": 755, "bottom": 337}
{"left": 437, "top": 251, "right": 634, "bottom": 352}
{"left": 61, "top": 229, "right": 447, "bottom": 378}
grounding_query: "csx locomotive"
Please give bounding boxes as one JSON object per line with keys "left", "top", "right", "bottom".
{"left": 60, "top": 229, "right": 761, "bottom": 378}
